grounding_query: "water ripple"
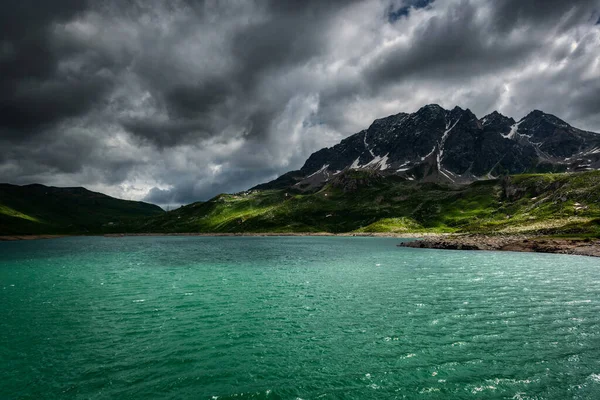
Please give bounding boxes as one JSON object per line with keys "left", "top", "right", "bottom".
{"left": 1, "top": 236, "right": 599, "bottom": 399}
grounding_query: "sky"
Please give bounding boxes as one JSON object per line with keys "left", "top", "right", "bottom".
{"left": 1, "top": 0, "right": 599, "bottom": 207}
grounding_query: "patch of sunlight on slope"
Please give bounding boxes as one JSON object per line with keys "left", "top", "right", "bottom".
{"left": 0, "top": 204, "right": 42, "bottom": 223}
{"left": 353, "top": 217, "right": 430, "bottom": 233}
{"left": 204, "top": 194, "right": 279, "bottom": 229}
{"left": 495, "top": 217, "right": 596, "bottom": 234}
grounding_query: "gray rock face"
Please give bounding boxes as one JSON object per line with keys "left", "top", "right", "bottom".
{"left": 254, "top": 104, "right": 600, "bottom": 191}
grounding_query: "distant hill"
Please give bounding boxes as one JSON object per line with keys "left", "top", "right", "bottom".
{"left": 0, "top": 184, "right": 164, "bottom": 235}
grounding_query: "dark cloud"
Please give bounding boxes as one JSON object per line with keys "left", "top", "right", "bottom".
{"left": 388, "top": 0, "right": 434, "bottom": 22}
{"left": 145, "top": 166, "right": 282, "bottom": 206}
{"left": 492, "top": 0, "right": 599, "bottom": 33}
{"left": 1, "top": 0, "right": 599, "bottom": 206}
{"left": 367, "top": 1, "right": 536, "bottom": 86}
{"left": 1, "top": 74, "right": 113, "bottom": 137}
{"left": 165, "top": 81, "right": 233, "bottom": 119}
{"left": 110, "top": 0, "right": 360, "bottom": 148}
{"left": 119, "top": 116, "right": 220, "bottom": 148}
{"left": 0, "top": 0, "right": 117, "bottom": 139}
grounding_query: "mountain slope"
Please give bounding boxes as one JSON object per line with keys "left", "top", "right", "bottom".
{"left": 129, "top": 170, "right": 600, "bottom": 237}
{"left": 255, "top": 105, "right": 600, "bottom": 191}
{"left": 0, "top": 184, "right": 164, "bottom": 234}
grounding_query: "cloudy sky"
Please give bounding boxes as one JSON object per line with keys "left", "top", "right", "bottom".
{"left": 1, "top": 0, "right": 599, "bottom": 207}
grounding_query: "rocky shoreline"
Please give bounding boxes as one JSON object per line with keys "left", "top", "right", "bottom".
{"left": 0, "top": 235, "right": 68, "bottom": 241}
{"left": 398, "top": 235, "right": 600, "bottom": 257}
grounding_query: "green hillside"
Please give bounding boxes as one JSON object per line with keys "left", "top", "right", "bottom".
{"left": 125, "top": 170, "right": 600, "bottom": 237}
{"left": 3, "top": 171, "right": 599, "bottom": 237}
{"left": 0, "top": 184, "right": 164, "bottom": 235}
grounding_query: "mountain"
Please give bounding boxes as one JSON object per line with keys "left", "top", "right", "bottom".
{"left": 4, "top": 105, "right": 600, "bottom": 238}
{"left": 0, "top": 184, "right": 164, "bottom": 235}
{"left": 254, "top": 105, "right": 600, "bottom": 191}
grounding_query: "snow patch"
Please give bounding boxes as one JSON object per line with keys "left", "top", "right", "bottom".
{"left": 363, "top": 155, "right": 381, "bottom": 168}
{"left": 502, "top": 120, "right": 523, "bottom": 139}
{"left": 444, "top": 169, "right": 456, "bottom": 177}
{"left": 396, "top": 161, "right": 411, "bottom": 172}
{"left": 438, "top": 118, "right": 460, "bottom": 166}
{"left": 439, "top": 169, "right": 455, "bottom": 182}
{"left": 307, "top": 164, "right": 329, "bottom": 178}
{"left": 349, "top": 153, "right": 391, "bottom": 171}
{"left": 363, "top": 132, "right": 375, "bottom": 157}
{"left": 362, "top": 153, "right": 389, "bottom": 171}
{"left": 585, "top": 147, "right": 600, "bottom": 155}
{"left": 436, "top": 117, "right": 461, "bottom": 182}
{"left": 421, "top": 146, "right": 436, "bottom": 161}
{"left": 378, "top": 153, "right": 389, "bottom": 170}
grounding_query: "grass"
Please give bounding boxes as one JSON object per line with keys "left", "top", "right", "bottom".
{"left": 0, "top": 184, "right": 164, "bottom": 235}
{"left": 353, "top": 218, "right": 426, "bottom": 233}
{"left": 123, "top": 170, "right": 600, "bottom": 237}
{"left": 0, "top": 204, "right": 42, "bottom": 223}
{"left": 4, "top": 171, "right": 600, "bottom": 237}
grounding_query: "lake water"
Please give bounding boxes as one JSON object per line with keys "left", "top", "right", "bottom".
{"left": 1, "top": 236, "right": 600, "bottom": 399}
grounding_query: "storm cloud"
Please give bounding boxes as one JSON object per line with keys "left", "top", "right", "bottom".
{"left": 1, "top": 0, "right": 599, "bottom": 207}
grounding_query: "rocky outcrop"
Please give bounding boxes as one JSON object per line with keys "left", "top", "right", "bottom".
{"left": 398, "top": 235, "right": 600, "bottom": 257}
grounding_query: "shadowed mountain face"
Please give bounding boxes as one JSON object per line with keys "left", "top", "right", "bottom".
{"left": 0, "top": 184, "right": 164, "bottom": 234}
{"left": 254, "top": 105, "right": 600, "bottom": 191}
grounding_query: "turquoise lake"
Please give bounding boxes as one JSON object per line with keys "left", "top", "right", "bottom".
{"left": 1, "top": 236, "right": 600, "bottom": 399}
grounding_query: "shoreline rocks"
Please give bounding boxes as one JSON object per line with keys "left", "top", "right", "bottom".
{"left": 398, "top": 235, "right": 600, "bottom": 257}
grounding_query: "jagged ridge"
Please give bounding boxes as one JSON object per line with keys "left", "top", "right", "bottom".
{"left": 254, "top": 105, "right": 600, "bottom": 191}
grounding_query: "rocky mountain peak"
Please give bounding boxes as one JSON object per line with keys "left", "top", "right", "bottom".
{"left": 253, "top": 105, "right": 600, "bottom": 192}
{"left": 479, "top": 111, "right": 515, "bottom": 136}
{"left": 414, "top": 104, "right": 445, "bottom": 119}
{"left": 368, "top": 112, "right": 409, "bottom": 131}
{"left": 420, "top": 103, "right": 445, "bottom": 112}
{"left": 481, "top": 110, "right": 514, "bottom": 125}
{"left": 524, "top": 109, "right": 545, "bottom": 119}
{"left": 521, "top": 110, "right": 570, "bottom": 127}
{"left": 450, "top": 106, "right": 478, "bottom": 122}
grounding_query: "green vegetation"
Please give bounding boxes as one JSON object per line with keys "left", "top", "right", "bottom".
{"left": 354, "top": 218, "right": 424, "bottom": 233}
{"left": 0, "top": 204, "right": 41, "bottom": 223}
{"left": 124, "top": 170, "right": 600, "bottom": 237}
{"left": 3, "top": 171, "right": 600, "bottom": 237}
{"left": 0, "top": 184, "right": 164, "bottom": 235}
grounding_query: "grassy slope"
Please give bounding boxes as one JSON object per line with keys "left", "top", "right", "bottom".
{"left": 0, "top": 184, "right": 164, "bottom": 234}
{"left": 128, "top": 170, "right": 600, "bottom": 237}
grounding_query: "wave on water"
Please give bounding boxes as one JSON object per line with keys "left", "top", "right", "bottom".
{"left": 2, "top": 236, "right": 600, "bottom": 399}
